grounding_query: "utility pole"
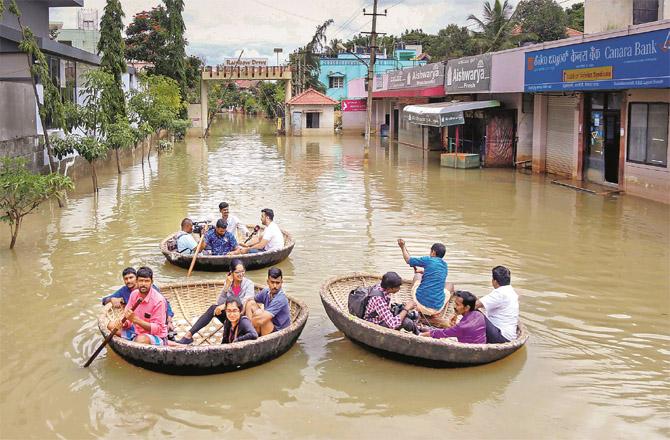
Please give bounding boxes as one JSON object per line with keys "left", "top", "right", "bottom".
{"left": 362, "top": 1, "right": 386, "bottom": 145}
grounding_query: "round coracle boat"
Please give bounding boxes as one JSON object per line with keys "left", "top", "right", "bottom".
{"left": 97, "top": 280, "right": 308, "bottom": 374}
{"left": 160, "top": 224, "right": 295, "bottom": 271}
{"left": 320, "top": 273, "right": 529, "bottom": 367}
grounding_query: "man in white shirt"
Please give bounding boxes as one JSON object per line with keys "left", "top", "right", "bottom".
{"left": 239, "top": 208, "right": 284, "bottom": 254}
{"left": 476, "top": 266, "right": 519, "bottom": 343}
{"left": 219, "top": 202, "right": 249, "bottom": 238}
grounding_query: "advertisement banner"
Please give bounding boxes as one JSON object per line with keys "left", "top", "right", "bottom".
{"left": 407, "top": 112, "right": 465, "bottom": 127}
{"left": 445, "top": 54, "right": 492, "bottom": 93}
{"left": 524, "top": 29, "right": 670, "bottom": 91}
{"left": 387, "top": 63, "right": 445, "bottom": 90}
{"left": 342, "top": 99, "right": 367, "bottom": 112}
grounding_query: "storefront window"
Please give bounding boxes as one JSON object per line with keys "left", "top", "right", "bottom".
{"left": 628, "top": 103, "right": 668, "bottom": 167}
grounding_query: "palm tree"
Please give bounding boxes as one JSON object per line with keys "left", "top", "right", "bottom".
{"left": 467, "top": 0, "right": 516, "bottom": 53}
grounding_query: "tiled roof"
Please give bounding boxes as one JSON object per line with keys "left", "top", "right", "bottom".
{"left": 287, "top": 88, "right": 338, "bottom": 105}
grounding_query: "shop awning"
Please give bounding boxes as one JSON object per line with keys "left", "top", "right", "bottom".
{"left": 403, "top": 100, "right": 500, "bottom": 127}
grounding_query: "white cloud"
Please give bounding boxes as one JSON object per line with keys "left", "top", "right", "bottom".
{"left": 49, "top": 0, "right": 585, "bottom": 65}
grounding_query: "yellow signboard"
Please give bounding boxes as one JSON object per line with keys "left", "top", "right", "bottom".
{"left": 562, "top": 66, "right": 613, "bottom": 82}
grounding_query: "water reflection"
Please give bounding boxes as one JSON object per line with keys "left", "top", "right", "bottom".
{"left": 316, "top": 332, "right": 526, "bottom": 419}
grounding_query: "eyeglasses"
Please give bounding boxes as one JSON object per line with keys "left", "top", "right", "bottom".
{"left": 233, "top": 270, "right": 246, "bottom": 275}
{"left": 225, "top": 309, "right": 240, "bottom": 314}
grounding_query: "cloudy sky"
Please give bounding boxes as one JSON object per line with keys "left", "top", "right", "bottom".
{"left": 50, "top": 0, "right": 582, "bottom": 65}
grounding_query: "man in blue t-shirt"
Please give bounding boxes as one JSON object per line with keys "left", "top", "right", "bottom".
{"left": 398, "top": 239, "right": 450, "bottom": 327}
{"left": 244, "top": 267, "right": 291, "bottom": 335}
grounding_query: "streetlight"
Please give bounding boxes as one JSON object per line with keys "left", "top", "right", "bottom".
{"left": 337, "top": 43, "right": 373, "bottom": 143}
{"left": 273, "top": 47, "right": 283, "bottom": 66}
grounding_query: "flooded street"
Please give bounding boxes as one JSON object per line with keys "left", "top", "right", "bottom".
{"left": 1, "top": 115, "right": 668, "bottom": 438}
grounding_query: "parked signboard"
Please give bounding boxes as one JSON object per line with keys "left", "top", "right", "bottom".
{"left": 524, "top": 29, "right": 670, "bottom": 91}
{"left": 445, "top": 54, "right": 492, "bottom": 93}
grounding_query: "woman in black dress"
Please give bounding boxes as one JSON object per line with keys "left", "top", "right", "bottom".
{"left": 221, "top": 295, "right": 258, "bottom": 343}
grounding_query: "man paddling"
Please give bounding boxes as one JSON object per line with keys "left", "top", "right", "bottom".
{"left": 398, "top": 239, "right": 451, "bottom": 327}
{"left": 101, "top": 267, "right": 176, "bottom": 337}
{"left": 107, "top": 267, "right": 168, "bottom": 346}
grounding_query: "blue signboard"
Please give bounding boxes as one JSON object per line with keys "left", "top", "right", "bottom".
{"left": 525, "top": 28, "right": 670, "bottom": 92}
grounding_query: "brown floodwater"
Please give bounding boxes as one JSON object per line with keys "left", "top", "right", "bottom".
{"left": 1, "top": 115, "right": 669, "bottom": 439}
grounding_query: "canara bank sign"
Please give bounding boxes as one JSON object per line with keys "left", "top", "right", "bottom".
{"left": 525, "top": 29, "right": 670, "bottom": 91}
{"left": 445, "top": 54, "right": 491, "bottom": 93}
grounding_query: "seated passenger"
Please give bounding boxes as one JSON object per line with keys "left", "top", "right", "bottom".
{"left": 221, "top": 295, "right": 258, "bottom": 343}
{"left": 363, "top": 271, "right": 420, "bottom": 334}
{"left": 107, "top": 266, "right": 168, "bottom": 345}
{"left": 101, "top": 267, "right": 175, "bottom": 335}
{"left": 177, "top": 259, "right": 255, "bottom": 345}
{"left": 219, "top": 201, "right": 249, "bottom": 238}
{"left": 420, "top": 290, "right": 486, "bottom": 344}
{"left": 244, "top": 267, "right": 290, "bottom": 336}
{"left": 175, "top": 218, "right": 199, "bottom": 255}
{"left": 237, "top": 208, "right": 284, "bottom": 254}
{"left": 476, "top": 266, "right": 519, "bottom": 343}
{"left": 398, "top": 238, "right": 450, "bottom": 327}
{"left": 199, "top": 219, "right": 240, "bottom": 255}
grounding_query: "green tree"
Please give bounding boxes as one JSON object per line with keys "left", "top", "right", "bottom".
{"left": 54, "top": 70, "right": 116, "bottom": 192}
{"left": 468, "top": 0, "right": 517, "bottom": 52}
{"left": 163, "top": 0, "right": 187, "bottom": 103}
{"left": 0, "top": 158, "right": 73, "bottom": 249}
{"left": 566, "top": 3, "right": 584, "bottom": 32}
{"left": 203, "top": 82, "right": 240, "bottom": 138}
{"left": 428, "top": 25, "right": 476, "bottom": 60}
{"left": 52, "top": 135, "right": 107, "bottom": 193}
{"left": 8, "top": 0, "right": 65, "bottom": 174}
{"left": 290, "top": 19, "right": 333, "bottom": 94}
{"left": 106, "top": 115, "right": 135, "bottom": 174}
{"left": 124, "top": 7, "right": 168, "bottom": 63}
{"left": 515, "top": 0, "right": 567, "bottom": 43}
{"left": 97, "top": 0, "right": 127, "bottom": 119}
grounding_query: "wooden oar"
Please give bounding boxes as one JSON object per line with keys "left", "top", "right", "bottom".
{"left": 83, "top": 297, "right": 144, "bottom": 368}
{"left": 187, "top": 227, "right": 208, "bottom": 277}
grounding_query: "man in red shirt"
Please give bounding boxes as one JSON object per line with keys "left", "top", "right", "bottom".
{"left": 107, "top": 266, "right": 168, "bottom": 345}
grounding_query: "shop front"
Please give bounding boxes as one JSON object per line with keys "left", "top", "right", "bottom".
{"left": 525, "top": 24, "right": 670, "bottom": 202}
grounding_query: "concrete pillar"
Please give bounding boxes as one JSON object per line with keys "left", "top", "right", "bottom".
{"left": 285, "top": 79, "right": 292, "bottom": 136}
{"left": 200, "top": 79, "right": 208, "bottom": 136}
{"left": 532, "top": 94, "right": 548, "bottom": 173}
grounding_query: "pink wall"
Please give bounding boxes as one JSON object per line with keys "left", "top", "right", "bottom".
{"left": 348, "top": 78, "right": 367, "bottom": 99}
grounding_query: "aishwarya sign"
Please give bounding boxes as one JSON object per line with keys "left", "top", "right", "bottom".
{"left": 407, "top": 111, "right": 465, "bottom": 127}
{"left": 223, "top": 58, "right": 268, "bottom": 67}
{"left": 445, "top": 54, "right": 492, "bottom": 93}
{"left": 524, "top": 29, "right": 670, "bottom": 91}
{"left": 342, "top": 99, "right": 367, "bottom": 112}
{"left": 387, "top": 63, "right": 445, "bottom": 90}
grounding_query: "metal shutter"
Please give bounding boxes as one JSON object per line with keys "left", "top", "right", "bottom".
{"left": 546, "top": 96, "right": 578, "bottom": 176}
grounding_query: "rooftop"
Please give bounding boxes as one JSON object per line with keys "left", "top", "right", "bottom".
{"left": 287, "top": 88, "right": 338, "bottom": 106}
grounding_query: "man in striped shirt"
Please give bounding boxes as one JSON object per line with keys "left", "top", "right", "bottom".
{"left": 363, "top": 272, "right": 419, "bottom": 334}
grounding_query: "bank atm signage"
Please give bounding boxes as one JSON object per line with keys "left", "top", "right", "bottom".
{"left": 524, "top": 29, "right": 670, "bottom": 91}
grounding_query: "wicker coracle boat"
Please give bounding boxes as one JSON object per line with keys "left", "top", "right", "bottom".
{"left": 97, "top": 280, "right": 308, "bottom": 374}
{"left": 320, "top": 273, "right": 529, "bottom": 367}
{"left": 160, "top": 225, "right": 295, "bottom": 272}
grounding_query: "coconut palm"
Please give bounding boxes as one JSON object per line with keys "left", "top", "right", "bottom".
{"left": 467, "top": 0, "right": 516, "bottom": 53}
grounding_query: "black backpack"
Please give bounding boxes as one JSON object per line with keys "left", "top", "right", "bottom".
{"left": 348, "top": 285, "right": 384, "bottom": 319}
